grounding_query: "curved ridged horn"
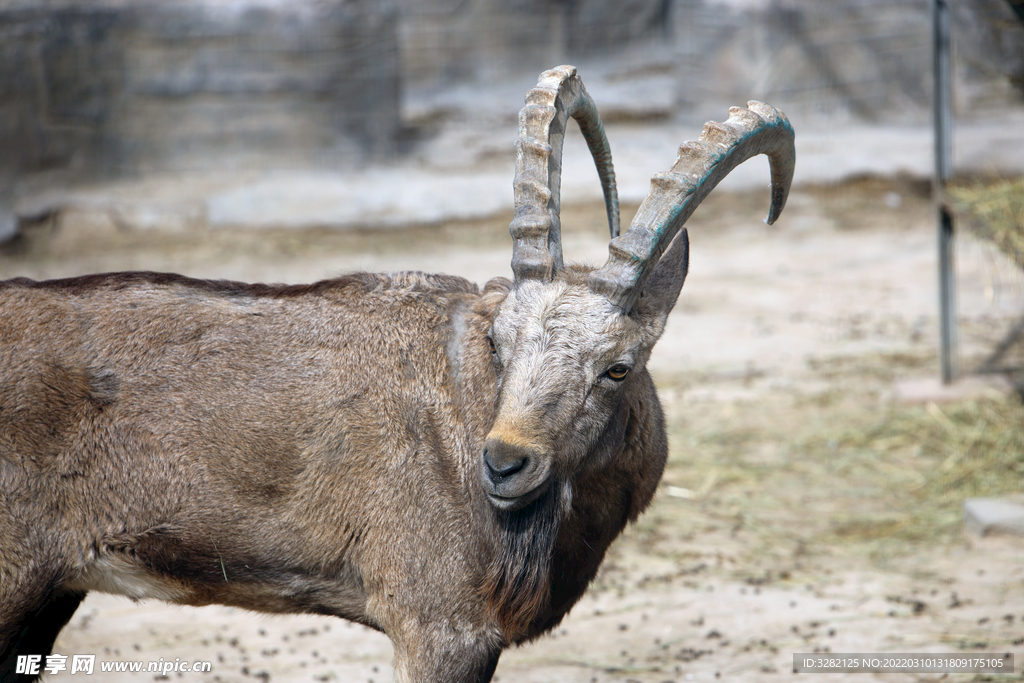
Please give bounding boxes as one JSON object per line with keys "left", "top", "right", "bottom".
{"left": 510, "top": 65, "right": 620, "bottom": 282}
{"left": 588, "top": 101, "right": 795, "bottom": 312}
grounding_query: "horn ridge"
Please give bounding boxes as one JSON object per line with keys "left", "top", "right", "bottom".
{"left": 589, "top": 101, "right": 795, "bottom": 311}
{"left": 510, "top": 65, "right": 620, "bottom": 283}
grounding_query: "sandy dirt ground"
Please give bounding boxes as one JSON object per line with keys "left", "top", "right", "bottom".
{"left": 3, "top": 177, "right": 1024, "bottom": 682}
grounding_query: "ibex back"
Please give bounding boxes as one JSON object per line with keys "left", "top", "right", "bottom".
{"left": 0, "top": 66, "right": 794, "bottom": 683}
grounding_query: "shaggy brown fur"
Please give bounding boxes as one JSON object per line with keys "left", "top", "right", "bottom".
{"left": 0, "top": 65, "right": 794, "bottom": 683}
{"left": 0, "top": 261, "right": 675, "bottom": 683}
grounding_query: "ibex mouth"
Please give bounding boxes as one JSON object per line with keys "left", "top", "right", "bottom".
{"left": 481, "top": 437, "right": 553, "bottom": 511}
{"left": 485, "top": 479, "right": 552, "bottom": 512}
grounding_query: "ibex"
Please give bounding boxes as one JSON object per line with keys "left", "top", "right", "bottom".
{"left": 0, "top": 65, "right": 794, "bottom": 682}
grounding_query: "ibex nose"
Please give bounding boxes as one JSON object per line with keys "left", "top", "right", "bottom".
{"left": 480, "top": 436, "right": 552, "bottom": 511}
{"left": 483, "top": 445, "right": 527, "bottom": 480}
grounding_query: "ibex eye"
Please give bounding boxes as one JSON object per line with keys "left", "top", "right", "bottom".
{"left": 486, "top": 336, "right": 496, "bottom": 354}
{"left": 606, "top": 365, "right": 630, "bottom": 381}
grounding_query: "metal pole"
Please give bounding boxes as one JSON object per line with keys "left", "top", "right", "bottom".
{"left": 932, "top": 0, "right": 957, "bottom": 384}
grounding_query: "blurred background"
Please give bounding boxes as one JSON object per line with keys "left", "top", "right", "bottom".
{"left": 1, "top": 0, "right": 1023, "bottom": 237}
{"left": 4, "top": 1, "right": 1024, "bottom": 681}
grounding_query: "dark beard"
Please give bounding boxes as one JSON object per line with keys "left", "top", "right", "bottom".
{"left": 480, "top": 480, "right": 565, "bottom": 643}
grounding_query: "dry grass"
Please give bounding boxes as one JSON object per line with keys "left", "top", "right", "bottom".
{"left": 949, "top": 176, "right": 1024, "bottom": 270}
{"left": 804, "top": 396, "right": 1024, "bottom": 548}
{"left": 650, "top": 383, "right": 1024, "bottom": 577}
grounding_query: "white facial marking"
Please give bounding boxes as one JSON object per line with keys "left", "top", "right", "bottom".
{"left": 492, "top": 280, "right": 646, "bottom": 390}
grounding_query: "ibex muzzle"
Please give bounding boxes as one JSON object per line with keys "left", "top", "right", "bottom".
{"left": 0, "top": 65, "right": 794, "bottom": 683}
{"left": 481, "top": 434, "right": 549, "bottom": 509}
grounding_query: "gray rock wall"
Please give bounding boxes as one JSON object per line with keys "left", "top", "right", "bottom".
{"left": 673, "top": 0, "right": 934, "bottom": 123}
{"left": 395, "top": 0, "right": 1022, "bottom": 124}
{"left": 1, "top": 0, "right": 1020, "bottom": 185}
{"left": 0, "top": 0, "right": 400, "bottom": 180}
{"left": 955, "top": 0, "right": 1024, "bottom": 100}
{"left": 396, "top": 0, "right": 674, "bottom": 86}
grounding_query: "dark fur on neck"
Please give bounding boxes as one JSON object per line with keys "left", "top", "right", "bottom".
{"left": 480, "top": 383, "right": 666, "bottom": 644}
{"left": 480, "top": 484, "right": 564, "bottom": 642}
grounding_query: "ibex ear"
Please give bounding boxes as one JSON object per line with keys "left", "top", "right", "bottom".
{"left": 634, "top": 228, "right": 689, "bottom": 321}
{"left": 474, "top": 277, "right": 512, "bottom": 320}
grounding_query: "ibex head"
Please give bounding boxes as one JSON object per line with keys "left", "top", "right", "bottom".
{"left": 480, "top": 66, "right": 795, "bottom": 512}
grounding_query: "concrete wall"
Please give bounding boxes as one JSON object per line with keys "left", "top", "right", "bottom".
{"left": 396, "top": 0, "right": 672, "bottom": 86}
{"left": 0, "top": 0, "right": 400, "bottom": 180}
{"left": 1, "top": 0, "right": 1021, "bottom": 182}
{"left": 395, "top": 0, "right": 1023, "bottom": 124}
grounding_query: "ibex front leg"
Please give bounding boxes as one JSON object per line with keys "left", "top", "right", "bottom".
{"left": 391, "top": 629, "right": 501, "bottom": 683}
